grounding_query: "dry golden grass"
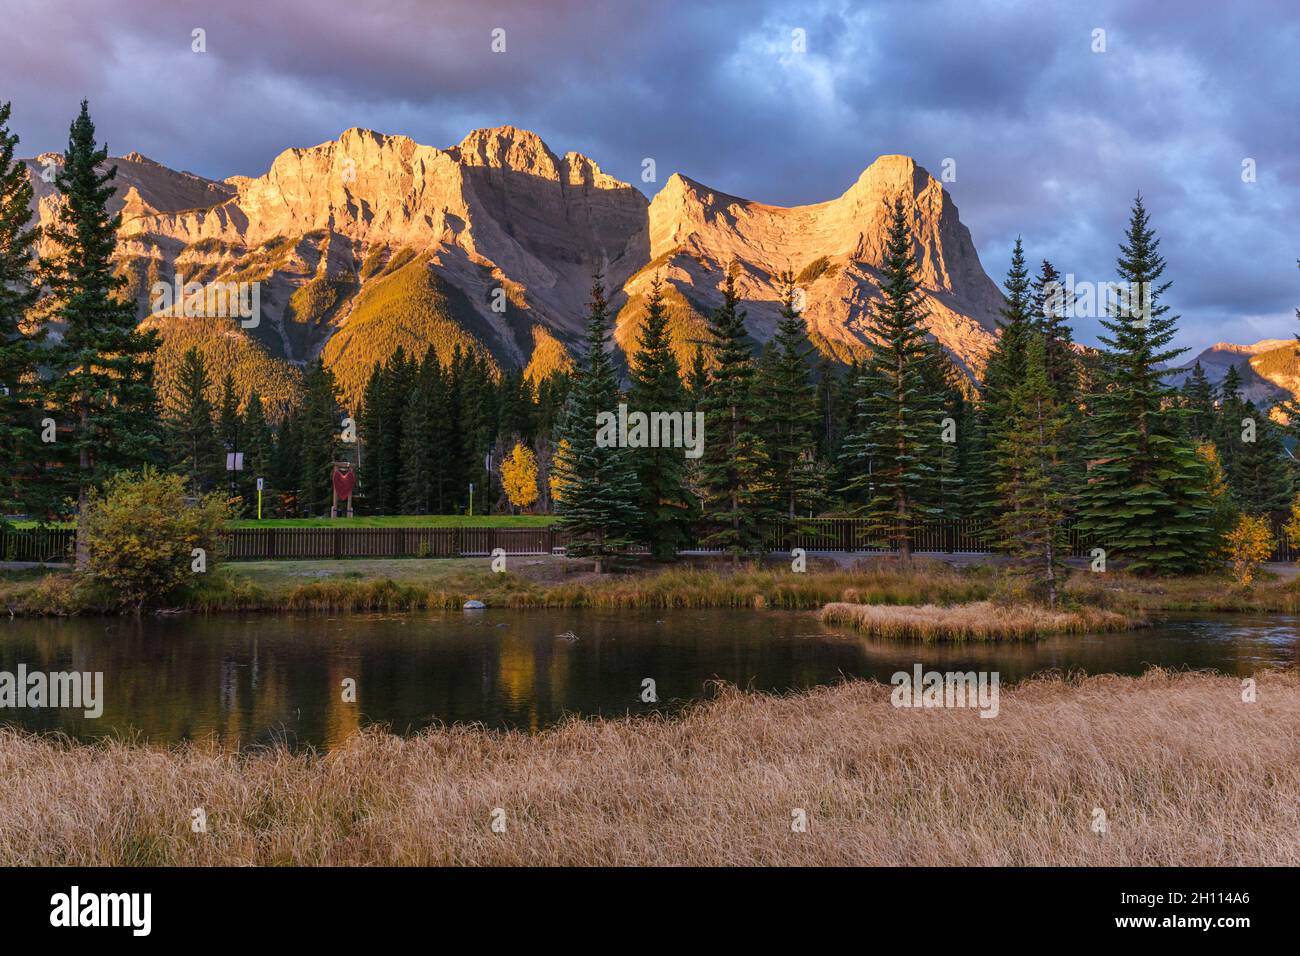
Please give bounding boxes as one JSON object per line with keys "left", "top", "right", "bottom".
{"left": 0, "top": 669, "right": 1295, "bottom": 866}
{"left": 820, "top": 600, "right": 1137, "bottom": 642}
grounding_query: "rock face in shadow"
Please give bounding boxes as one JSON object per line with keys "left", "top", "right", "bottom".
{"left": 25, "top": 126, "right": 1015, "bottom": 407}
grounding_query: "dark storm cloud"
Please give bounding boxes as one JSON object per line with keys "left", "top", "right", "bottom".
{"left": 2, "top": 0, "right": 1296, "bottom": 352}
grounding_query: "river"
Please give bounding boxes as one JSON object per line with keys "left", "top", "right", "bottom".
{"left": 0, "top": 608, "right": 1294, "bottom": 749}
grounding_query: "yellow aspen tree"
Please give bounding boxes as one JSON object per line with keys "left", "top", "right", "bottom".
{"left": 501, "top": 441, "right": 540, "bottom": 512}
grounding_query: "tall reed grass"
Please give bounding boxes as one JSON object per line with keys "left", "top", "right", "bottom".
{"left": 820, "top": 600, "right": 1137, "bottom": 641}
{"left": 0, "top": 669, "right": 1294, "bottom": 866}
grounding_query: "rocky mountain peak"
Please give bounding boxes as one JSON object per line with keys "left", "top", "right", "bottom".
{"left": 21, "top": 124, "right": 1024, "bottom": 409}
{"left": 452, "top": 125, "right": 563, "bottom": 179}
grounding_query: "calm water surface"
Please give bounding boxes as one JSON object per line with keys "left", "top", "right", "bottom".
{"left": 0, "top": 609, "right": 1295, "bottom": 749}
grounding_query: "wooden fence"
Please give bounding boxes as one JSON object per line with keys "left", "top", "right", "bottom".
{"left": 4, "top": 513, "right": 1297, "bottom": 563}
{"left": 220, "top": 526, "right": 566, "bottom": 560}
{"left": 0, "top": 526, "right": 75, "bottom": 562}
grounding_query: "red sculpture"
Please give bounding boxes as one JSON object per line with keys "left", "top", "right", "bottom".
{"left": 331, "top": 462, "right": 356, "bottom": 518}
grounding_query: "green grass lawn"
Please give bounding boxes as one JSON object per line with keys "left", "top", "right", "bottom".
{"left": 12, "top": 514, "right": 556, "bottom": 530}
{"left": 229, "top": 515, "right": 557, "bottom": 528}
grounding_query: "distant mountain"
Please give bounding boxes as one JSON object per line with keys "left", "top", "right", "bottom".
{"left": 24, "top": 126, "right": 1010, "bottom": 410}
{"left": 615, "top": 156, "right": 1004, "bottom": 378}
{"left": 1169, "top": 338, "right": 1299, "bottom": 408}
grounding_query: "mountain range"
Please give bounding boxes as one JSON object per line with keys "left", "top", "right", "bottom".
{"left": 21, "top": 124, "right": 1293, "bottom": 413}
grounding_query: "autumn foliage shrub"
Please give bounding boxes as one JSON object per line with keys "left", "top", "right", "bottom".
{"left": 1224, "top": 514, "right": 1275, "bottom": 588}
{"left": 83, "top": 467, "right": 228, "bottom": 609}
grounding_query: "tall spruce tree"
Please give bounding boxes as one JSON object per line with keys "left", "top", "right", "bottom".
{"left": 215, "top": 371, "right": 244, "bottom": 507}
{"left": 1220, "top": 381, "right": 1292, "bottom": 514}
{"left": 1032, "top": 259, "right": 1081, "bottom": 410}
{"left": 971, "top": 238, "right": 1035, "bottom": 525}
{"left": 242, "top": 389, "right": 274, "bottom": 514}
{"left": 297, "top": 359, "right": 342, "bottom": 515}
{"left": 698, "top": 267, "right": 767, "bottom": 563}
{"left": 553, "top": 274, "right": 640, "bottom": 572}
{"left": 921, "top": 341, "right": 969, "bottom": 521}
{"left": 358, "top": 362, "right": 387, "bottom": 513}
{"left": 164, "top": 347, "right": 221, "bottom": 497}
{"left": 1181, "top": 360, "right": 1217, "bottom": 443}
{"left": 1275, "top": 259, "right": 1300, "bottom": 486}
{"left": 996, "top": 335, "right": 1072, "bottom": 607}
{"left": 398, "top": 348, "right": 438, "bottom": 514}
{"left": 0, "top": 101, "right": 46, "bottom": 520}
{"left": 270, "top": 413, "right": 301, "bottom": 514}
{"left": 753, "top": 271, "right": 824, "bottom": 538}
{"left": 1075, "top": 195, "right": 1215, "bottom": 574}
{"left": 627, "top": 275, "right": 692, "bottom": 557}
{"left": 217, "top": 372, "right": 240, "bottom": 454}
{"left": 839, "top": 197, "right": 943, "bottom": 560}
{"left": 378, "top": 348, "right": 414, "bottom": 514}
{"left": 1214, "top": 364, "right": 1247, "bottom": 486}
{"left": 44, "top": 101, "right": 161, "bottom": 565}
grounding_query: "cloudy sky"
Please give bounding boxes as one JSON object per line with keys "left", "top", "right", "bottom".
{"left": 3, "top": 0, "right": 1296, "bottom": 354}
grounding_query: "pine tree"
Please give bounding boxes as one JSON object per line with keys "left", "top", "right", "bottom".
{"left": 270, "top": 413, "right": 301, "bottom": 515}
{"left": 971, "top": 238, "right": 1035, "bottom": 524}
{"left": 995, "top": 335, "right": 1072, "bottom": 607}
{"left": 753, "top": 271, "right": 824, "bottom": 538}
{"left": 398, "top": 350, "right": 436, "bottom": 514}
{"left": 697, "top": 267, "right": 767, "bottom": 562}
{"left": 217, "top": 372, "right": 241, "bottom": 454}
{"left": 1181, "top": 360, "right": 1217, "bottom": 443}
{"left": 840, "top": 197, "right": 943, "bottom": 560}
{"left": 378, "top": 348, "right": 413, "bottom": 514}
{"left": 357, "top": 362, "right": 387, "bottom": 514}
{"left": 553, "top": 274, "right": 641, "bottom": 572}
{"left": 685, "top": 346, "right": 709, "bottom": 405}
{"left": 1222, "top": 387, "right": 1292, "bottom": 514}
{"left": 1075, "top": 195, "right": 1215, "bottom": 574}
{"left": 461, "top": 351, "right": 498, "bottom": 513}
{"left": 215, "top": 372, "right": 245, "bottom": 508}
{"left": 443, "top": 345, "right": 469, "bottom": 512}
{"left": 0, "top": 101, "right": 47, "bottom": 520}
{"left": 297, "top": 359, "right": 342, "bottom": 515}
{"left": 627, "top": 275, "right": 692, "bottom": 557}
{"left": 682, "top": 345, "right": 710, "bottom": 519}
{"left": 242, "top": 389, "right": 274, "bottom": 515}
{"left": 427, "top": 352, "right": 456, "bottom": 513}
{"left": 1278, "top": 263, "right": 1300, "bottom": 490}
{"left": 164, "top": 347, "right": 221, "bottom": 497}
{"left": 923, "top": 342, "right": 975, "bottom": 523}
{"left": 43, "top": 101, "right": 161, "bottom": 565}
{"left": 1214, "top": 364, "right": 1247, "bottom": 485}
{"left": 1032, "top": 259, "right": 1081, "bottom": 411}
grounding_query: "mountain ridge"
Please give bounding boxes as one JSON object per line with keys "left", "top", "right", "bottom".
{"left": 27, "top": 123, "right": 1270, "bottom": 414}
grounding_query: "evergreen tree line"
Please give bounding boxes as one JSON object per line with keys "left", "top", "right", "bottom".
{"left": 552, "top": 194, "right": 1297, "bottom": 584}
{"left": 1, "top": 101, "right": 1295, "bottom": 580}
{"left": 0, "top": 100, "right": 161, "bottom": 566}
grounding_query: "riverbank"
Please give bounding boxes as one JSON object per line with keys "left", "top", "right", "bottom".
{"left": 0, "top": 668, "right": 1293, "bottom": 866}
{"left": 2, "top": 554, "right": 1296, "bottom": 617}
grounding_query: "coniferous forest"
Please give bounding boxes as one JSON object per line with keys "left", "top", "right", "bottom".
{"left": 2, "top": 101, "right": 1296, "bottom": 579}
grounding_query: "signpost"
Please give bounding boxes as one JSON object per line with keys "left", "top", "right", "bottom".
{"left": 225, "top": 450, "right": 243, "bottom": 503}
{"left": 256, "top": 477, "right": 264, "bottom": 520}
{"left": 468, "top": 482, "right": 474, "bottom": 517}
